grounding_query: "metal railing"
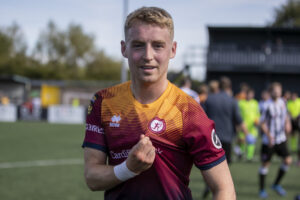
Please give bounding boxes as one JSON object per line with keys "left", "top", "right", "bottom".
{"left": 207, "top": 49, "right": 300, "bottom": 66}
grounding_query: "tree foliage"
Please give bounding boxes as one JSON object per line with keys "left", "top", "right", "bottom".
{"left": 272, "top": 0, "right": 300, "bottom": 27}
{"left": 0, "top": 21, "right": 121, "bottom": 80}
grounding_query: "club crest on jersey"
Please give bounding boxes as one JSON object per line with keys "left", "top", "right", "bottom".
{"left": 88, "top": 94, "right": 99, "bottom": 115}
{"left": 148, "top": 117, "right": 166, "bottom": 134}
{"left": 110, "top": 115, "right": 121, "bottom": 127}
{"left": 211, "top": 129, "right": 222, "bottom": 149}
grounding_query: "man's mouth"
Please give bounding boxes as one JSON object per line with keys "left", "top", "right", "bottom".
{"left": 140, "top": 66, "right": 156, "bottom": 70}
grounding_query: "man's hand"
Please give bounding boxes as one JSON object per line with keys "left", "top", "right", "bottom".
{"left": 246, "top": 134, "right": 256, "bottom": 145}
{"left": 126, "top": 134, "right": 156, "bottom": 174}
{"left": 285, "top": 117, "right": 292, "bottom": 135}
{"left": 268, "top": 135, "right": 274, "bottom": 147}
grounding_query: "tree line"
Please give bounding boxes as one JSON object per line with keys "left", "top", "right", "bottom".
{"left": 0, "top": 21, "right": 121, "bottom": 80}
{"left": 0, "top": 0, "right": 299, "bottom": 81}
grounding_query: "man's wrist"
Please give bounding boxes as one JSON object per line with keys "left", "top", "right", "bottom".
{"left": 113, "top": 160, "right": 138, "bottom": 181}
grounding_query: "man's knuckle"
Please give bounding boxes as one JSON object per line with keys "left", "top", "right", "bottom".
{"left": 140, "top": 139, "right": 147, "bottom": 145}
{"left": 136, "top": 152, "right": 145, "bottom": 161}
{"left": 132, "top": 151, "right": 140, "bottom": 159}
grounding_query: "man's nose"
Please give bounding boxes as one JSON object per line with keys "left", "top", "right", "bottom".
{"left": 143, "top": 44, "right": 154, "bottom": 62}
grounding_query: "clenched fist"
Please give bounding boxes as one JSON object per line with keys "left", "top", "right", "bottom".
{"left": 126, "top": 134, "right": 156, "bottom": 174}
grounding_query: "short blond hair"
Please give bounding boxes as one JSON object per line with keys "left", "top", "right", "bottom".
{"left": 124, "top": 7, "right": 174, "bottom": 40}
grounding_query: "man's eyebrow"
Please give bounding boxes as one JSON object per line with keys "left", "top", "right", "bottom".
{"left": 130, "top": 40, "right": 166, "bottom": 43}
{"left": 131, "top": 40, "right": 144, "bottom": 43}
{"left": 153, "top": 40, "right": 166, "bottom": 44}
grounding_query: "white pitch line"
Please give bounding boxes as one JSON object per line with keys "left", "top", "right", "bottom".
{"left": 0, "top": 158, "right": 83, "bottom": 169}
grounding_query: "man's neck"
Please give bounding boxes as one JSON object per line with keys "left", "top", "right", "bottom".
{"left": 223, "top": 89, "right": 232, "bottom": 96}
{"left": 131, "top": 79, "right": 168, "bottom": 104}
{"left": 272, "top": 97, "right": 279, "bottom": 102}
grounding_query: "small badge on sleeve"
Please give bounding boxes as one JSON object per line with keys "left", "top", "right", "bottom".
{"left": 88, "top": 94, "right": 99, "bottom": 115}
{"left": 211, "top": 129, "right": 222, "bottom": 149}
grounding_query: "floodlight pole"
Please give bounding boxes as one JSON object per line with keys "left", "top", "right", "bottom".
{"left": 121, "top": 0, "right": 129, "bottom": 83}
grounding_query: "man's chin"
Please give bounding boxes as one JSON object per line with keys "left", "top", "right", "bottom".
{"left": 139, "top": 76, "right": 157, "bottom": 84}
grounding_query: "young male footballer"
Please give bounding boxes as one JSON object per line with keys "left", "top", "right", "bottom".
{"left": 259, "top": 82, "right": 292, "bottom": 198}
{"left": 82, "top": 6, "right": 236, "bottom": 200}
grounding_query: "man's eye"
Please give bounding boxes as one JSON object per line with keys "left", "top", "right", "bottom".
{"left": 154, "top": 43, "right": 164, "bottom": 49}
{"left": 132, "top": 43, "right": 143, "bottom": 48}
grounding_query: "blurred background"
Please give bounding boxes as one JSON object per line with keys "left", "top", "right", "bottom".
{"left": 0, "top": 0, "right": 300, "bottom": 199}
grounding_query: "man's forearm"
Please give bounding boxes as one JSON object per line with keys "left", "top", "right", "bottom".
{"left": 239, "top": 122, "right": 248, "bottom": 135}
{"left": 261, "top": 122, "right": 271, "bottom": 138}
{"left": 212, "top": 189, "right": 236, "bottom": 200}
{"left": 84, "top": 164, "right": 122, "bottom": 191}
{"left": 202, "top": 160, "right": 236, "bottom": 200}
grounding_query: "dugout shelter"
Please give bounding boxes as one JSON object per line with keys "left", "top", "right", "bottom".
{"left": 206, "top": 26, "right": 300, "bottom": 97}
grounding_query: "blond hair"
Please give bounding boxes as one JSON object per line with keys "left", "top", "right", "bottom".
{"left": 124, "top": 7, "right": 174, "bottom": 40}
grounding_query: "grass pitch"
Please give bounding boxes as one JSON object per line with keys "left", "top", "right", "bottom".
{"left": 0, "top": 122, "right": 299, "bottom": 200}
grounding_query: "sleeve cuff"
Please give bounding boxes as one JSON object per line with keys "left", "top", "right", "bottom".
{"left": 82, "top": 142, "right": 108, "bottom": 153}
{"left": 197, "top": 154, "right": 226, "bottom": 170}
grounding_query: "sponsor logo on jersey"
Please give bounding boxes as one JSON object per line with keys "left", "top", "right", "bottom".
{"left": 148, "top": 117, "right": 166, "bottom": 134}
{"left": 110, "top": 115, "right": 121, "bottom": 127}
{"left": 211, "top": 129, "right": 222, "bottom": 149}
{"left": 86, "top": 123, "right": 104, "bottom": 134}
{"left": 110, "top": 149, "right": 130, "bottom": 159}
{"left": 110, "top": 148, "right": 163, "bottom": 159}
{"left": 155, "top": 147, "right": 163, "bottom": 154}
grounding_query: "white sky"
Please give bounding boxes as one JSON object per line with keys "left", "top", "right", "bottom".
{"left": 0, "top": 0, "right": 287, "bottom": 79}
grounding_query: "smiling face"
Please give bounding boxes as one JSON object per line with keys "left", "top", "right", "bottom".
{"left": 121, "top": 21, "right": 176, "bottom": 85}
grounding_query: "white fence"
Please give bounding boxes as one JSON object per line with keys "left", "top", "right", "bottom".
{"left": 0, "top": 104, "right": 86, "bottom": 124}
{"left": 0, "top": 105, "right": 17, "bottom": 122}
{"left": 47, "top": 105, "right": 85, "bottom": 124}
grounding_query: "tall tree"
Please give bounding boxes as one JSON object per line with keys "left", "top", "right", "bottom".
{"left": 33, "top": 21, "right": 69, "bottom": 64}
{"left": 0, "top": 32, "right": 12, "bottom": 65}
{"left": 0, "top": 23, "right": 31, "bottom": 76}
{"left": 0, "top": 21, "right": 121, "bottom": 80}
{"left": 33, "top": 21, "right": 121, "bottom": 80}
{"left": 272, "top": 0, "right": 300, "bottom": 27}
{"left": 86, "top": 50, "right": 121, "bottom": 80}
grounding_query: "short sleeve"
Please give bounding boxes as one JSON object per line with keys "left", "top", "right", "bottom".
{"left": 82, "top": 93, "right": 108, "bottom": 153}
{"left": 182, "top": 104, "right": 226, "bottom": 170}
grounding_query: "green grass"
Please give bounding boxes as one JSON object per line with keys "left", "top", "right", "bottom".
{"left": 0, "top": 122, "right": 299, "bottom": 200}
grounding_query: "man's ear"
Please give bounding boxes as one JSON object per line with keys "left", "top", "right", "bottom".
{"left": 170, "top": 41, "right": 177, "bottom": 59}
{"left": 121, "top": 40, "right": 128, "bottom": 58}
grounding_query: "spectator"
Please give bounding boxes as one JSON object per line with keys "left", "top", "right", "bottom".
{"left": 204, "top": 76, "right": 249, "bottom": 164}
{"left": 238, "top": 88, "right": 260, "bottom": 161}
{"left": 235, "top": 82, "right": 249, "bottom": 100}
{"left": 180, "top": 78, "right": 200, "bottom": 103}
{"left": 198, "top": 84, "right": 208, "bottom": 104}
{"left": 287, "top": 92, "right": 300, "bottom": 166}
{"left": 208, "top": 80, "right": 219, "bottom": 94}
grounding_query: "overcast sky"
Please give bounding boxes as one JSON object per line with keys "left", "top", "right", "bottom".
{"left": 0, "top": 0, "right": 287, "bottom": 79}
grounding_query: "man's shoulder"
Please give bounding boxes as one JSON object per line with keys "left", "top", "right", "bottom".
{"left": 243, "top": 99, "right": 258, "bottom": 106}
{"left": 206, "top": 93, "right": 220, "bottom": 100}
{"left": 170, "top": 83, "right": 200, "bottom": 107}
{"left": 96, "top": 81, "right": 130, "bottom": 100}
{"left": 207, "top": 92, "right": 234, "bottom": 104}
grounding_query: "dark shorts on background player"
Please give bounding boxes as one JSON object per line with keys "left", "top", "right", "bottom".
{"left": 261, "top": 142, "right": 290, "bottom": 163}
